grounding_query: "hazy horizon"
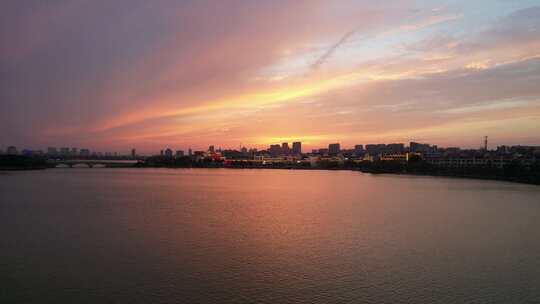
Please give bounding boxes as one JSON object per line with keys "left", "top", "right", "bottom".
{"left": 2, "top": 1, "right": 540, "bottom": 153}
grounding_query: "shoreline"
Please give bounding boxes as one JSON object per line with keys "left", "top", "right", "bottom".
{"left": 4, "top": 164, "right": 539, "bottom": 186}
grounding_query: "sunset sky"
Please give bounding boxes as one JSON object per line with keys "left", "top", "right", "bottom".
{"left": 1, "top": 1, "right": 539, "bottom": 153}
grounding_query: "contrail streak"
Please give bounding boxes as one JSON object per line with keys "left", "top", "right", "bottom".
{"left": 311, "top": 28, "right": 358, "bottom": 70}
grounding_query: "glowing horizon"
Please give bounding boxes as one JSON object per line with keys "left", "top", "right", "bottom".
{"left": 1, "top": 1, "right": 540, "bottom": 154}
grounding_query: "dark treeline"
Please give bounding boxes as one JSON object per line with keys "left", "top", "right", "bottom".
{"left": 138, "top": 156, "right": 221, "bottom": 168}
{"left": 141, "top": 155, "right": 540, "bottom": 185}
{"left": 0, "top": 155, "right": 47, "bottom": 170}
{"left": 355, "top": 159, "right": 540, "bottom": 185}
{"left": 3, "top": 154, "right": 539, "bottom": 185}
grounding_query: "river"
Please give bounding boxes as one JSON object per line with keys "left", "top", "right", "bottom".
{"left": 1, "top": 168, "right": 539, "bottom": 303}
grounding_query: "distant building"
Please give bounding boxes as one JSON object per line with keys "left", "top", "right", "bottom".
{"left": 410, "top": 142, "right": 432, "bottom": 153}
{"left": 22, "top": 149, "right": 34, "bottom": 156}
{"left": 165, "top": 148, "right": 173, "bottom": 158}
{"left": 47, "top": 147, "right": 57, "bottom": 156}
{"left": 380, "top": 153, "right": 408, "bottom": 163}
{"left": 318, "top": 148, "right": 329, "bottom": 155}
{"left": 160, "top": 150, "right": 164, "bottom": 156}
{"left": 328, "top": 143, "right": 340, "bottom": 155}
{"left": 292, "top": 142, "right": 302, "bottom": 155}
{"left": 366, "top": 144, "right": 387, "bottom": 156}
{"left": 354, "top": 145, "right": 364, "bottom": 155}
{"left": 60, "top": 147, "right": 70, "bottom": 156}
{"left": 80, "top": 149, "right": 90, "bottom": 157}
{"left": 386, "top": 143, "right": 405, "bottom": 154}
{"left": 269, "top": 144, "right": 282, "bottom": 156}
{"left": 7, "top": 146, "right": 18, "bottom": 155}
{"left": 131, "top": 148, "right": 136, "bottom": 159}
{"left": 71, "top": 148, "right": 78, "bottom": 156}
{"left": 188, "top": 148, "right": 193, "bottom": 156}
{"left": 208, "top": 145, "right": 215, "bottom": 153}
{"left": 282, "top": 142, "right": 290, "bottom": 155}
{"left": 176, "top": 150, "right": 184, "bottom": 157}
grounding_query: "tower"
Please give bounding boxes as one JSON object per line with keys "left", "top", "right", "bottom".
{"left": 484, "top": 136, "right": 488, "bottom": 151}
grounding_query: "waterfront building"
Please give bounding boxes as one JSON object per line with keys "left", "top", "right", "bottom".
{"left": 282, "top": 142, "right": 290, "bottom": 155}
{"left": 22, "top": 149, "right": 34, "bottom": 156}
{"left": 425, "top": 156, "right": 513, "bottom": 169}
{"left": 328, "top": 143, "right": 340, "bottom": 155}
{"left": 318, "top": 148, "right": 329, "bottom": 155}
{"left": 292, "top": 142, "right": 302, "bottom": 155}
{"left": 365, "top": 144, "right": 387, "bottom": 156}
{"left": 209, "top": 145, "right": 215, "bottom": 153}
{"left": 410, "top": 142, "right": 436, "bottom": 153}
{"left": 380, "top": 153, "right": 408, "bottom": 163}
{"left": 80, "top": 149, "right": 90, "bottom": 157}
{"left": 131, "top": 149, "right": 136, "bottom": 159}
{"left": 269, "top": 144, "right": 282, "bottom": 156}
{"left": 165, "top": 148, "right": 173, "bottom": 158}
{"left": 176, "top": 150, "right": 184, "bottom": 157}
{"left": 387, "top": 143, "right": 405, "bottom": 154}
{"left": 7, "top": 146, "right": 18, "bottom": 155}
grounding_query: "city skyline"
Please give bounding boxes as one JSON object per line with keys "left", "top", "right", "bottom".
{"left": 2, "top": 1, "right": 540, "bottom": 153}
{"left": 2, "top": 136, "right": 531, "bottom": 158}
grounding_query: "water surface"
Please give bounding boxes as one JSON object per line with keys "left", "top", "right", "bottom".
{"left": 1, "top": 168, "right": 540, "bottom": 303}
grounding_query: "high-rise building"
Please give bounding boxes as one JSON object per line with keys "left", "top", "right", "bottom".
{"left": 176, "top": 150, "right": 184, "bottom": 157}
{"left": 292, "top": 142, "right": 302, "bottom": 155}
{"left": 269, "top": 144, "right": 282, "bottom": 156}
{"left": 328, "top": 143, "right": 340, "bottom": 155}
{"left": 7, "top": 146, "right": 18, "bottom": 155}
{"left": 282, "top": 142, "right": 290, "bottom": 155}
{"left": 188, "top": 148, "right": 193, "bottom": 156}
{"left": 131, "top": 148, "right": 136, "bottom": 159}
{"left": 165, "top": 148, "right": 173, "bottom": 158}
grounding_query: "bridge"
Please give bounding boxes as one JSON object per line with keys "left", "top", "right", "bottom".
{"left": 47, "top": 159, "right": 140, "bottom": 168}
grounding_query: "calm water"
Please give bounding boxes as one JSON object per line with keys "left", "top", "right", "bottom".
{"left": 1, "top": 168, "right": 540, "bottom": 303}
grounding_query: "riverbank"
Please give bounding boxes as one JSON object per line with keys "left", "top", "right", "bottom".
{"left": 135, "top": 160, "right": 540, "bottom": 185}
{"left": 3, "top": 154, "right": 539, "bottom": 185}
